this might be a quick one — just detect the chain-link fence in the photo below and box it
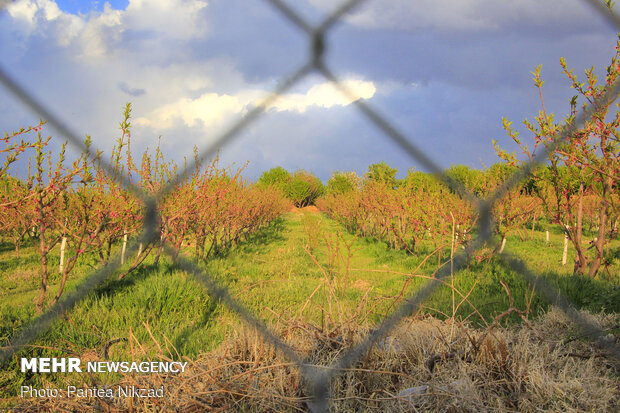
[1,0,619,411]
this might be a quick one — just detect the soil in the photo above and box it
[289,205,320,213]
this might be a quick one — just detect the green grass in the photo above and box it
[1,211,618,398]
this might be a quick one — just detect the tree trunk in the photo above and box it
[119,243,153,280]
[36,233,49,314]
[153,234,164,266]
[105,239,113,263]
[573,182,588,275]
[587,176,611,278]
[54,264,71,305]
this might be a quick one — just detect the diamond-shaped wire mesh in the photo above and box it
[1,0,619,411]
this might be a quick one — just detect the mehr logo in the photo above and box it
[21,358,82,373]
[20,357,188,373]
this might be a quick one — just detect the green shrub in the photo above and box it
[326,171,360,195]
[285,170,324,207]
[366,162,398,189]
[257,166,290,190]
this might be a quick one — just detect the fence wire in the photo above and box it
[1,0,619,411]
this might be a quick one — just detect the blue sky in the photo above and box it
[55,0,128,14]
[1,0,618,182]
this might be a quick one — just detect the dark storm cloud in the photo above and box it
[118,81,146,97]
[312,0,613,36]
[324,21,617,92]
[184,0,308,85]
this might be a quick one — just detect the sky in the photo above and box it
[0,0,618,182]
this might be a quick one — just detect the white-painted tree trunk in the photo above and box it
[499,236,507,253]
[562,234,569,265]
[121,231,128,264]
[545,230,550,246]
[59,237,67,273]
[138,242,143,257]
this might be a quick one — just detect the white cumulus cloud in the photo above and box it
[135,93,243,130]
[124,0,208,40]
[134,78,376,133]
[269,79,376,113]
[5,0,208,58]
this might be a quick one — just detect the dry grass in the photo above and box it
[7,268,37,284]
[7,307,619,412]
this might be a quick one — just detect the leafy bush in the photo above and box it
[445,164,484,195]
[326,171,360,195]
[257,166,290,190]
[366,162,398,189]
[285,170,324,207]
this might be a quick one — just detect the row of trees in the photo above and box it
[255,159,596,268]
[317,157,615,277]
[493,36,620,278]
[0,104,288,312]
[316,163,539,258]
[319,170,475,256]
[315,38,619,278]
